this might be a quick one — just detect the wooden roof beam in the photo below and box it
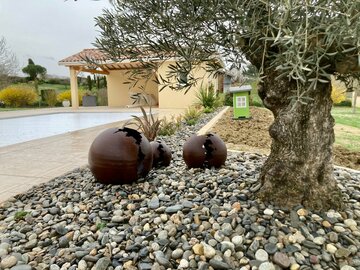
[73,66,109,75]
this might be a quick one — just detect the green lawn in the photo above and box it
[335,132,360,152]
[38,83,70,92]
[331,107,360,129]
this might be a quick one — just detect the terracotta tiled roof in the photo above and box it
[59,49,109,64]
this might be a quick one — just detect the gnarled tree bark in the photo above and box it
[257,73,343,210]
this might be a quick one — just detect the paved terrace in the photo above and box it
[0,107,186,203]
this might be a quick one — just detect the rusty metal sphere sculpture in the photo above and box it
[150,140,172,168]
[183,133,227,168]
[88,127,153,184]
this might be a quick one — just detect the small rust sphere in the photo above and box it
[183,133,227,168]
[88,127,153,184]
[150,140,172,168]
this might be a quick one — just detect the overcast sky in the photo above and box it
[0,0,112,77]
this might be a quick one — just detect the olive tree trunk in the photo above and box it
[257,75,343,210]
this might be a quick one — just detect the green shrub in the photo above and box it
[203,107,214,113]
[158,115,183,136]
[0,85,38,107]
[41,89,58,107]
[185,119,197,126]
[184,106,202,126]
[96,88,108,106]
[224,92,233,106]
[196,83,220,109]
[334,99,352,107]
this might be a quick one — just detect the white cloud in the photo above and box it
[0,0,112,77]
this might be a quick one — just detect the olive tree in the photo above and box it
[95,0,360,210]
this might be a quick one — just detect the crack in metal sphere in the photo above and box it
[183,133,227,168]
[88,127,153,184]
[150,140,172,168]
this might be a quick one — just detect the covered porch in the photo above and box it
[58,49,159,109]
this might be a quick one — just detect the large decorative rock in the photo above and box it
[183,133,227,168]
[150,140,172,168]
[88,127,153,184]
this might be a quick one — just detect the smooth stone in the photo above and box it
[78,260,87,270]
[264,243,277,254]
[313,237,326,245]
[24,239,37,249]
[259,262,276,270]
[209,258,230,269]
[148,196,160,209]
[264,209,274,216]
[302,240,320,250]
[290,263,300,270]
[340,266,356,270]
[192,243,204,255]
[255,249,269,261]
[344,219,357,227]
[171,249,183,259]
[273,252,291,268]
[154,251,171,267]
[10,266,32,270]
[334,225,346,233]
[203,242,216,259]
[138,263,152,270]
[335,248,351,258]
[220,241,235,253]
[59,236,69,248]
[55,225,68,236]
[179,259,189,268]
[326,244,337,254]
[50,265,60,270]
[165,205,183,213]
[0,248,8,257]
[94,257,111,270]
[1,255,18,268]
[231,235,243,246]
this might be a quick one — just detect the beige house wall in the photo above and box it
[157,61,219,109]
[106,61,219,109]
[107,70,158,107]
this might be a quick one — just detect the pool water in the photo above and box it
[0,112,141,147]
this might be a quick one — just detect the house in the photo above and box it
[58,49,221,109]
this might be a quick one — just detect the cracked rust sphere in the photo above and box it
[150,140,172,168]
[88,127,153,184]
[183,133,227,168]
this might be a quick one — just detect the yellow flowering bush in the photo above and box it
[331,77,347,104]
[0,85,38,107]
[57,90,84,105]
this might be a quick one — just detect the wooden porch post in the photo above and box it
[70,67,79,109]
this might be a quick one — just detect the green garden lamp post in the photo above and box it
[230,85,252,119]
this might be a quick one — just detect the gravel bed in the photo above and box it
[0,109,359,270]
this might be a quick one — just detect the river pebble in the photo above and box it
[0,108,359,269]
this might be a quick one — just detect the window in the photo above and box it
[236,96,247,108]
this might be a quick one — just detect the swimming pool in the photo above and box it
[0,112,141,147]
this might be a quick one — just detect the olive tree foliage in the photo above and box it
[95,0,360,96]
[95,0,360,210]
[0,37,18,89]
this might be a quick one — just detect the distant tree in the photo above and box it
[87,75,93,91]
[0,37,18,89]
[95,0,360,210]
[22,58,47,81]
